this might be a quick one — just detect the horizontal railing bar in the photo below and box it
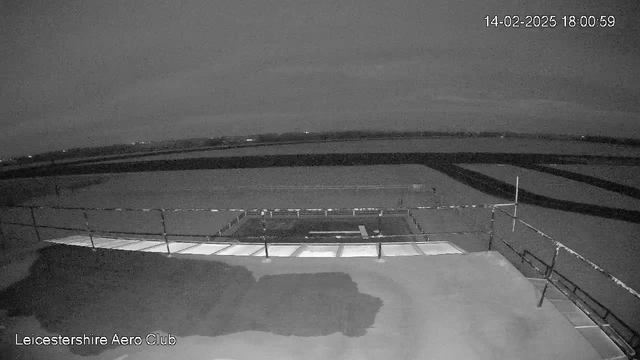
[493,233,545,276]
[495,224,639,355]
[495,207,640,301]
[0,203,514,213]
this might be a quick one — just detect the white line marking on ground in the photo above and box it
[359,225,369,239]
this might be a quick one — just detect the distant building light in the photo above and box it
[304,131,309,134]
[245,138,255,142]
[27,155,32,158]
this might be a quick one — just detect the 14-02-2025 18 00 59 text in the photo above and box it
[484,15,616,28]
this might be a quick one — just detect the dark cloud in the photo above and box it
[1,0,639,157]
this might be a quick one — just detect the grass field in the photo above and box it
[460,164,640,211]
[231,216,414,243]
[88,138,640,165]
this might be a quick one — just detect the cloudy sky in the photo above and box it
[1,0,639,158]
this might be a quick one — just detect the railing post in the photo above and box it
[83,210,96,252]
[29,207,41,242]
[262,211,271,263]
[512,176,519,232]
[537,245,561,307]
[159,210,171,257]
[488,207,495,251]
[376,242,385,263]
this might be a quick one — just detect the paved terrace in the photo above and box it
[1,235,624,359]
[46,235,465,258]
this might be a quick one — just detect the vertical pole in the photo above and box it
[488,207,495,251]
[512,176,519,232]
[29,207,41,242]
[262,210,270,263]
[537,245,561,307]
[376,242,385,263]
[83,210,96,252]
[159,210,171,257]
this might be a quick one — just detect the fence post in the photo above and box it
[29,207,41,242]
[488,207,495,251]
[537,245,561,307]
[512,176,519,232]
[376,242,385,263]
[159,210,171,257]
[262,211,271,263]
[82,210,96,252]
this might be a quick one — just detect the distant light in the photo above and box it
[245,138,255,142]
[304,131,309,134]
[27,155,32,158]
[62,150,66,153]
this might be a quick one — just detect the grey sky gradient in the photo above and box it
[1,0,639,158]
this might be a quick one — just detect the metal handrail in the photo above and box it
[495,207,640,301]
[2,200,637,357]
[490,209,639,357]
[0,203,515,213]
[520,249,640,350]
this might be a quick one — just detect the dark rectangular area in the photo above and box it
[232,216,413,243]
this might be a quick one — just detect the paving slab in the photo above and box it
[381,243,420,256]
[252,245,301,257]
[115,240,164,251]
[298,245,340,257]
[340,244,378,258]
[216,244,265,256]
[416,242,463,255]
[176,243,231,255]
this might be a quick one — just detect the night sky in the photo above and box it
[1,0,639,158]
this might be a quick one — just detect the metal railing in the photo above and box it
[0,202,510,256]
[487,206,639,358]
[1,200,638,358]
